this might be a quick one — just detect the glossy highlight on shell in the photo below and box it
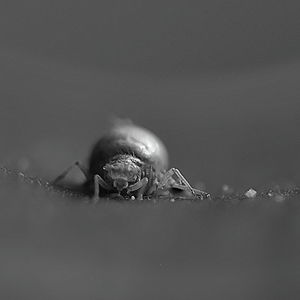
[88,122,169,179]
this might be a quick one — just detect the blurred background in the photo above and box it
[0,1,300,299]
[0,0,299,191]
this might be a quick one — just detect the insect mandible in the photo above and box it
[52,121,209,200]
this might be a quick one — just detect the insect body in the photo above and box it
[53,122,209,200]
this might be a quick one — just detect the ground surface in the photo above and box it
[0,169,300,299]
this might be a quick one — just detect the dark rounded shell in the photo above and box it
[88,123,169,177]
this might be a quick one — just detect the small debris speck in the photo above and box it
[245,188,257,198]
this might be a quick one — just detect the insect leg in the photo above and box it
[127,177,149,200]
[136,178,149,200]
[52,161,88,185]
[170,183,210,198]
[93,174,111,201]
[159,168,209,199]
[146,178,159,196]
[127,177,148,192]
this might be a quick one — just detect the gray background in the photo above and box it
[0,0,299,191]
[0,2,300,299]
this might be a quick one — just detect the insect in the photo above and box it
[52,121,209,200]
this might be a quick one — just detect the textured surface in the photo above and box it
[0,171,299,299]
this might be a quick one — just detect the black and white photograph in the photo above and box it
[0,1,299,299]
